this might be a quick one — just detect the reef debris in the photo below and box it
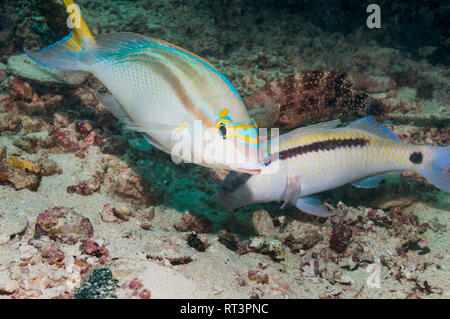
[35,207,94,244]
[249,237,285,261]
[217,229,249,255]
[173,213,213,234]
[101,156,145,205]
[0,154,61,191]
[144,236,195,264]
[80,238,109,264]
[251,209,277,237]
[186,232,210,252]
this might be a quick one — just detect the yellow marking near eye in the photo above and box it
[176,123,187,134]
[233,123,256,130]
[231,131,259,144]
[218,108,229,118]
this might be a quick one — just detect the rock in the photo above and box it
[217,229,249,255]
[250,237,285,261]
[338,273,354,285]
[100,204,121,223]
[144,236,195,264]
[53,113,70,128]
[35,207,94,244]
[138,207,155,230]
[49,127,80,152]
[0,112,21,136]
[80,239,109,264]
[252,209,277,237]
[8,77,33,100]
[378,198,416,210]
[0,145,6,160]
[0,211,27,243]
[13,135,39,153]
[36,156,62,176]
[6,166,40,190]
[186,232,209,252]
[102,156,145,204]
[0,272,19,294]
[330,223,353,253]
[6,54,89,87]
[173,213,213,234]
[20,116,49,133]
[0,63,6,83]
[0,156,42,190]
[283,230,323,252]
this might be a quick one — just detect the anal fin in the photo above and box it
[295,196,335,217]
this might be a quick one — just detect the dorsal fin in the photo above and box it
[282,119,342,139]
[346,116,401,142]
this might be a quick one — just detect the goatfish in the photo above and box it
[217,116,449,216]
[26,0,261,173]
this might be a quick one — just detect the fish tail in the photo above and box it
[25,0,96,70]
[419,146,450,192]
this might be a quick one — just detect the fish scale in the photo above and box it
[25,0,261,173]
[218,116,449,217]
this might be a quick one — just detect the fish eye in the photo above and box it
[218,124,227,139]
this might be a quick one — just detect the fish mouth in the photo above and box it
[228,161,264,174]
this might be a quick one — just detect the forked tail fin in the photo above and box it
[25,0,96,70]
[419,146,450,192]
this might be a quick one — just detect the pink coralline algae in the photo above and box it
[28,239,65,266]
[8,77,33,101]
[75,121,106,147]
[48,127,80,152]
[245,71,385,129]
[35,207,94,244]
[80,239,109,264]
[67,181,95,196]
[329,223,353,253]
[122,278,151,299]
[4,78,63,115]
[99,204,121,223]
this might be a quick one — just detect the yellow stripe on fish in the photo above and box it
[218,116,449,216]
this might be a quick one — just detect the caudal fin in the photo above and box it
[25,0,95,70]
[419,146,450,192]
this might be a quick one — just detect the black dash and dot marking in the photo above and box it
[267,138,368,165]
[409,152,423,164]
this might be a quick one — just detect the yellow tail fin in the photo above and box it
[62,0,96,51]
[25,0,96,70]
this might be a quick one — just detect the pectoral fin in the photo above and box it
[96,93,135,127]
[280,175,301,209]
[351,172,399,189]
[96,93,183,135]
[352,175,386,188]
[248,107,267,117]
[295,196,335,217]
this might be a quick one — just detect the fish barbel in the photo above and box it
[218,116,449,216]
[26,0,261,173]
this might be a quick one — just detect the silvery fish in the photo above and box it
[26,0,261,173]
[217,116,449,216]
